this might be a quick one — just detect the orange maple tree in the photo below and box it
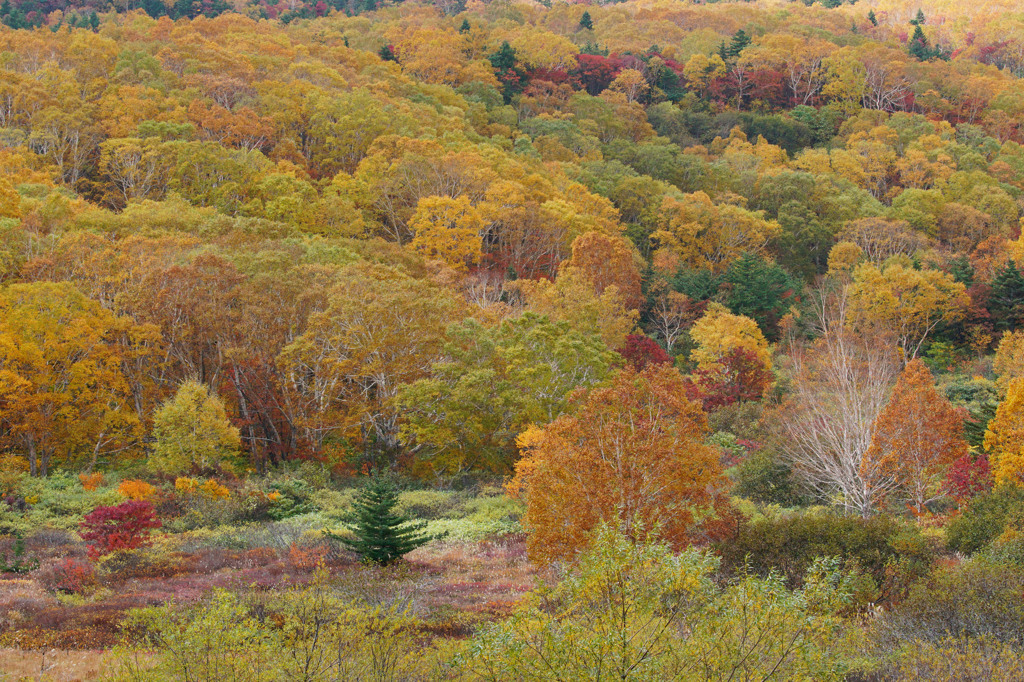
[508,365,729,562]
[863,359,968,515]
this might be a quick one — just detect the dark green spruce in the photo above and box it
[326,476,442,565]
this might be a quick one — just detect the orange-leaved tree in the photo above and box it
[508,365,729,563]
[863,359,968,515]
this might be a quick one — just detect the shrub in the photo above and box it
[884,559,1024,646]
[117,479,157,501]
[120,591,280,682]
[287,540,328,570]
[36,557,96,594]
[264,478,315,520]
[733,448,808,506]
[79,500,161,560]
[113,572,440,681]
[946,485,1024,554]
[175,477,230,499]
[717,513,933,599]
[461,525,852,681]
[396,489,460,520]
[78,472,104,491]
[943,453,993,504]
[96,547,182,581]
[884,636,1024,682]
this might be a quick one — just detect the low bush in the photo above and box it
[0,472,120,534]
[732,448,808,506]
[117,480,157,501]
[111,570,440,682]
[263,477,316,520]
[96,548,183,581]
[396,489,461,519]
[883,559,1024,646]
[80,500,161,559]
[946,485,1024,554]
[79,472,104,491]
[35,557,97,594]
[462,525,854,681]
[716,512,933,600]
[882,636,1024,682]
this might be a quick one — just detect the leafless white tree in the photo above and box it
[776,282,900,517]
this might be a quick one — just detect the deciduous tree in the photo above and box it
[863,359,968,513]
[984,377,1024,487]
[508,365,728,562]
[150,380,241,475]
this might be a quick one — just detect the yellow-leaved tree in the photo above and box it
[150,380,241,475]
[513,267,638,349]
[848,261,967,361]
[689,303,772,373]
[994,330,1024,390]
[653,192,780,273]
[984,377,1024,486]
[0,282,155,476]
[408,195,484,271]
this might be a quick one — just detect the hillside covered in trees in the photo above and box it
[3,0,1024,679]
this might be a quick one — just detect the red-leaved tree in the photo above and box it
[79,500,161,560]
[618,334,673,371]
[688,347,773,411]
[943,452,993,506]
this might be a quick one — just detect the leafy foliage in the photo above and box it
[79,500,161,560]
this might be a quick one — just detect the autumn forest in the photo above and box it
[2,0,1024,678]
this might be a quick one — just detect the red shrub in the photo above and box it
[79,501,161,560]
[37,557,96,594]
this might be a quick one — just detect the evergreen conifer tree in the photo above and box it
[867,9,877,25]
[725,29,750,58]
[459,18,470,33]
[578,10,592,31]
[326,476,440,565]
[989,261,1024,332]
[908,24,931,60]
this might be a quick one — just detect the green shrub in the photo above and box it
[264,477,316,520]
[946,486,1024,554]
[0,472,120,534]
[396,489,460,519]
[884,559,1024,646]
[461,525,853,681]
[733,449,808,507]
[717,513,933,599]
[110,571,441,681]
[981,533,1024,566]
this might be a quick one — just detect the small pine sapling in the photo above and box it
[326,476,443,565]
